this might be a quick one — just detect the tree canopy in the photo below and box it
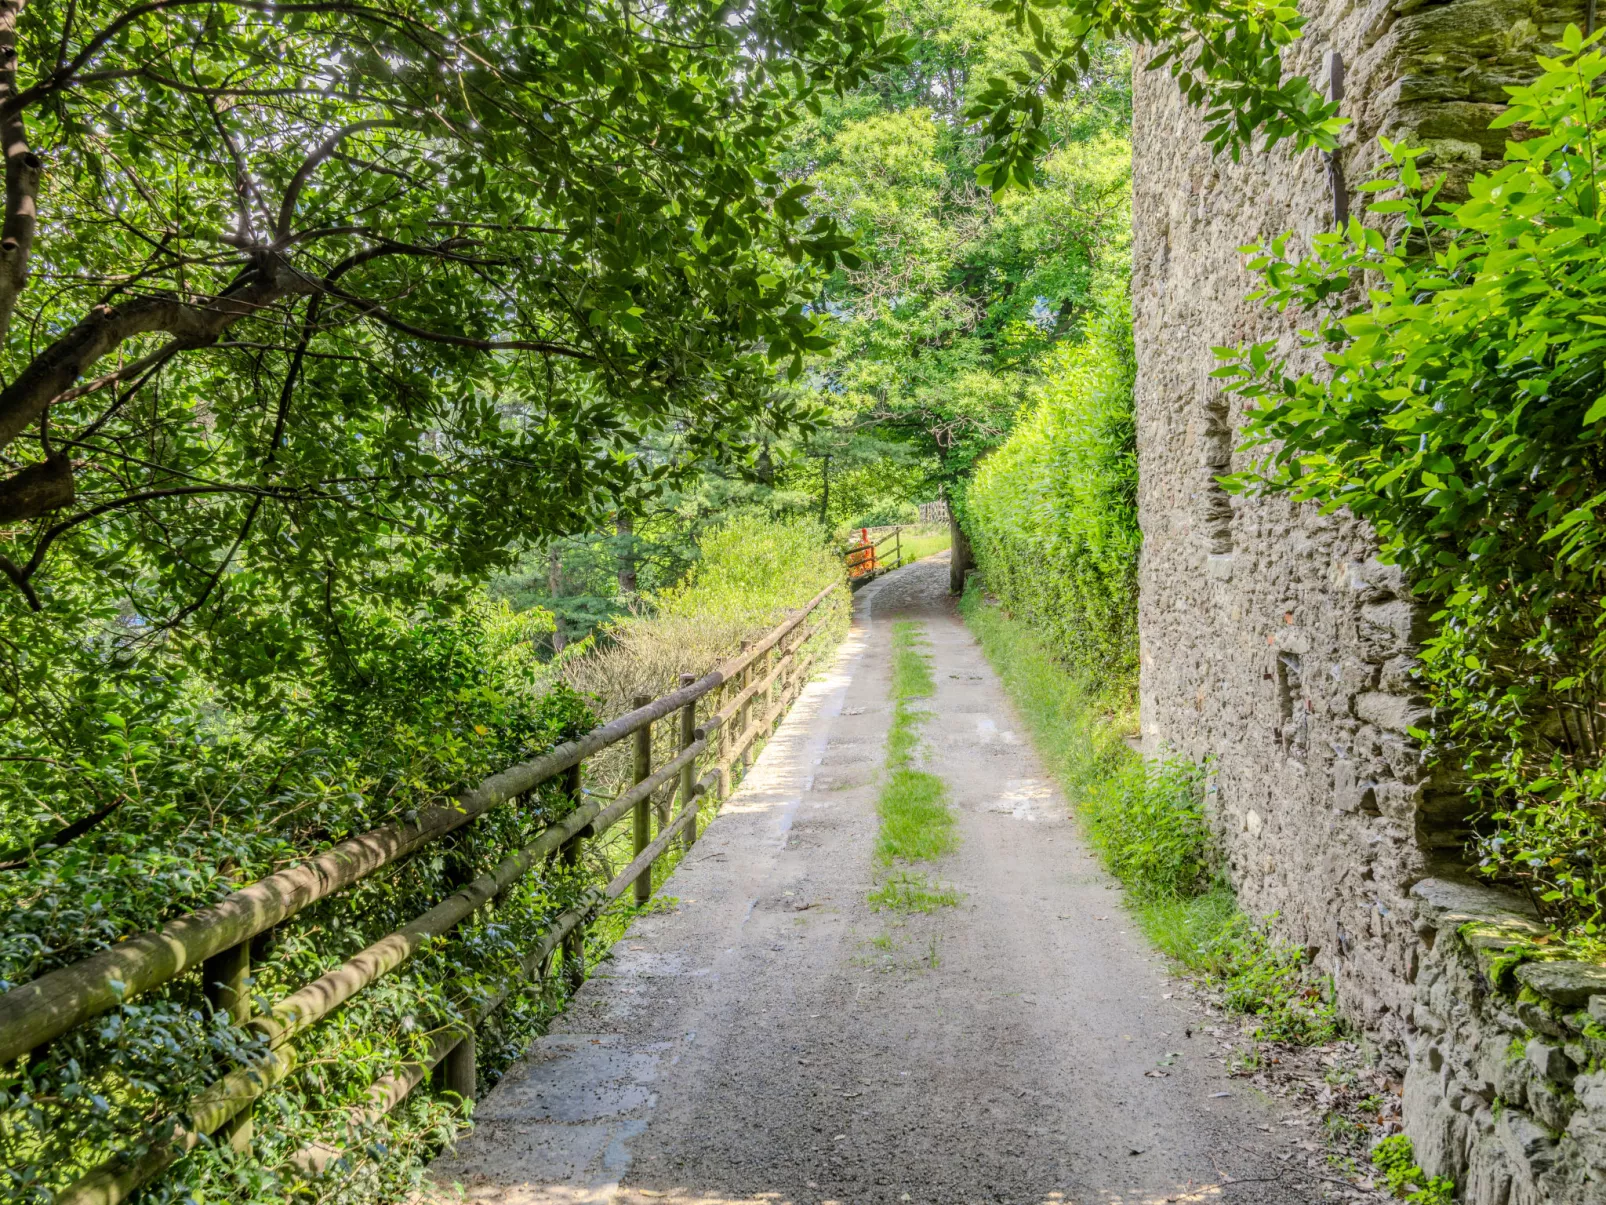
[763,0,1132,521]
[0,0,1341,700]
[0,0,913,714]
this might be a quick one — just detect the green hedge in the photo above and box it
[961,291,1138,695]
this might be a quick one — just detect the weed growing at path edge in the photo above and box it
[958,584,1340,1044]
[870,621,958,911]
[1372,1136,1455,1203]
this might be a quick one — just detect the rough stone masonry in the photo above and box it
[1129,0,1606,1200]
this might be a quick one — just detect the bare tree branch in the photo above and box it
[0,262,312,456]
[276,120,404,244]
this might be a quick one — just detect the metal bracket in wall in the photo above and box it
[1324,50,1348,228]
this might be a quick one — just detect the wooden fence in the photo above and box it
[843,525,904,588]
[0,581,843,1205]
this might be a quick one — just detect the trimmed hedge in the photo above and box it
[961,291,1138,697]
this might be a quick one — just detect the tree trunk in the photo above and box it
[0,0,39,349]
[949,510,973,595]
[616,514,636,595]
[548,546,566,653]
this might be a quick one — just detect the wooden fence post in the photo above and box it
[203,940,253,1151]
[726,641,750,797]
[895,525,902,568]
[633,695,652,907]
[443,1030,475,1105]
[745,646,767,770]
[561,761,585,993]
[678,673,698,848]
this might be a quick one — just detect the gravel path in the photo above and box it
[428,556,1319,1204]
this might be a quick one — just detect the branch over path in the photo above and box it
[429,556,1317,1202]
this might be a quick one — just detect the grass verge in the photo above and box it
[898,530,952,563]
[870,621,958,909]
[958,583,1339,1044]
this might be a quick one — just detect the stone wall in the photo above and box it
[1409,877,1606,1202]
[1131,0,1589,1198]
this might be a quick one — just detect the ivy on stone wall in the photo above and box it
[1217,29,1606,936]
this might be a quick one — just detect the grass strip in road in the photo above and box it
[957,583,1340,1044]
[869,869,960,913]
[876,621,953,864]
[869,621,957,912]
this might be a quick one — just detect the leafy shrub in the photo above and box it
[0,514,848,1203]
[560,513,849,791]
[0,599,598,1205]
[1372,1135,1456,1203]
[1081,756,1214,902]
[1220,30,1606,935]
[0,598,580,985]
[962,289,1138,693]
[847,501,919,528]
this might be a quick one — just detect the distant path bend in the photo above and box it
[428,555,1315,1204]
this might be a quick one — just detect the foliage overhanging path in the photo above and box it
[426,557,1313,1203]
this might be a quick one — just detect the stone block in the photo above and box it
[1518,998,1569,1040]
[1355,691,1430,733]
[1410,877,1539,926]
[1415,1003,1447,1035]
[1528,1039,1573,1085]
[1357,599,1422,659]
[1498,1107,1559,1175]
[1406,1060,1472,1181]
[1529,1075,1576,1136]
[1517,962,1606,1009]
[1565,1074,1606,1178]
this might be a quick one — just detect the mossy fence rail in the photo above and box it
[0,582,841,1205]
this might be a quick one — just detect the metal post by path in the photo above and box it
[203,940,253,1150]
[561,761,585,993]
[633,695,652,907]
[678,673,698,848]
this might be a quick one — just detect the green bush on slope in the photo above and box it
[0,514,847,1205]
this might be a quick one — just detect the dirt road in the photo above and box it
[428,555,1320,1204]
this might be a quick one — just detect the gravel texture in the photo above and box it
[427,556,1323,1204]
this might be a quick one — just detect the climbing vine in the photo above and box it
[1218,31,1606,935]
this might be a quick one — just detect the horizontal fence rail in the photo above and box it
[2,580,844,1205]
[843,525,905,588]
